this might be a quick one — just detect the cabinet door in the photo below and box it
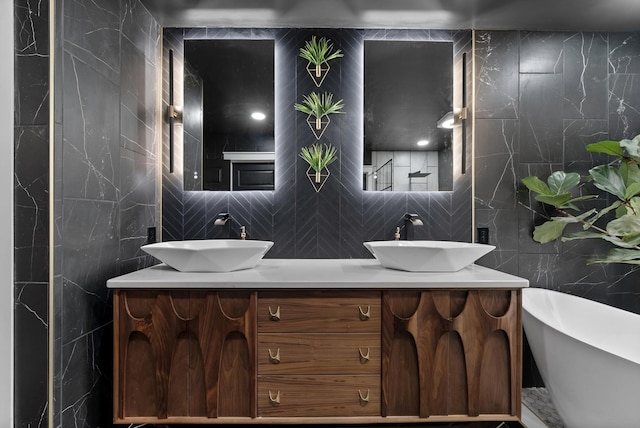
[381,289,522,419]
[114,290,257,423]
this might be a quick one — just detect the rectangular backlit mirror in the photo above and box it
[183,39,275,191]
[363,40,453,192]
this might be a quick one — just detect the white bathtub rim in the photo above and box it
[522,287,640,366]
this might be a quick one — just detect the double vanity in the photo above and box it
[107,241,528,425]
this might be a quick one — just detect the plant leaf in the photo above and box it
[586,140,624,156]
[532,220,569,243]
[535,193,572,208]
[587,248,640,265]
[522,176,551,195]
[547,171,580,195]
[299,36,343,65]
[619,161,640,187]
[620,136,640,157]
[589,165,627,200]
[584,201,621,228]
[606,214,640,238]
[623,182,640,200]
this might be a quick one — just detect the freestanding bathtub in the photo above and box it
[522,288,640,428]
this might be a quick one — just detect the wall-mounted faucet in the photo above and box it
[401,213,423,240]
[214,212,230,226]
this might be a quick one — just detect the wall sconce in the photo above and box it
[437,108,467,129]
[167,49,183,173]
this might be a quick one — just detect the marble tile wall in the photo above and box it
[474,30,640,315]
[50,0,161,426]
[14,0,49,426]
[162,29,473,257]
[473,31,640,386]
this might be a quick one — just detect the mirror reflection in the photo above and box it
[363,40,453,192]
[183,39,275,191]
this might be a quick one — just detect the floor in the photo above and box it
[521,387,564,428]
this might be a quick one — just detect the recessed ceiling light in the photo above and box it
[417,140,429,146]
[251,111,266,121]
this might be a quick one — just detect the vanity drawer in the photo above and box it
[257,291,381,333]
[258,333,380,375]
[258,375,380,417]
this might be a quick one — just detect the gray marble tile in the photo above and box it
[63,0,122,84]
[520,31,566,73]
[474,31,519,119]
[609,32,640,74]
[609,74,640,140]
[563,33,608,119]
[62,52,120,201]
[119,147,156,261]
[519,73,564,164]
[14,282,48,428]
[14,55,49,126]
[475,119,519,210]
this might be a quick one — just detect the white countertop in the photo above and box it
[107,259,529,289]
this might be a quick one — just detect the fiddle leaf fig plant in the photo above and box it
[522,136,640,265]
[294,92,345,130]
[299,36,343,77]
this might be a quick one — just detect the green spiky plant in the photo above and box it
[294,92,345,130]
[522,136,640,265]
[299,143,338,183]
[299,36,344,78]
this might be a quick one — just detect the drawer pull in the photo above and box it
[358,347,370,362]
[268,305,281,321]
[358,388,370,404]
[358,305,371,321]
[268,348,281,364]
[268,390,281,405]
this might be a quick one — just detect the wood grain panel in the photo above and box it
[167,333,190,416]
[383,332,419,416]
[258,333,380,375]
[123,331,157,417]
[258,291,380,333]
[114,290,257,421]
[478,331,511,414]
[218,332,253,416]
[190,292,257,418]
[257,375,380,417]
[382,289,521,419]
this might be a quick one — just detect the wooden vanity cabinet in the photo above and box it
[113,288,522,425]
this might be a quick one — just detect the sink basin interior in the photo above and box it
[141,239,274,272]
[363,240,495,272]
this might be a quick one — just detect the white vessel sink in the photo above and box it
[363,240,495,272]
[141,239,274,272]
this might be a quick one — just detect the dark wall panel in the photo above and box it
[162,28,473,258]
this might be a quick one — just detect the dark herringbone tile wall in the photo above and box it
[162,28,473,258]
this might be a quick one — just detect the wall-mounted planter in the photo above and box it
[306,62,330,87]
[306,115,330,140]
[299,36,343,87]
[306,166,331,192]
[294,92,345,140]
[299,143,337,192]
